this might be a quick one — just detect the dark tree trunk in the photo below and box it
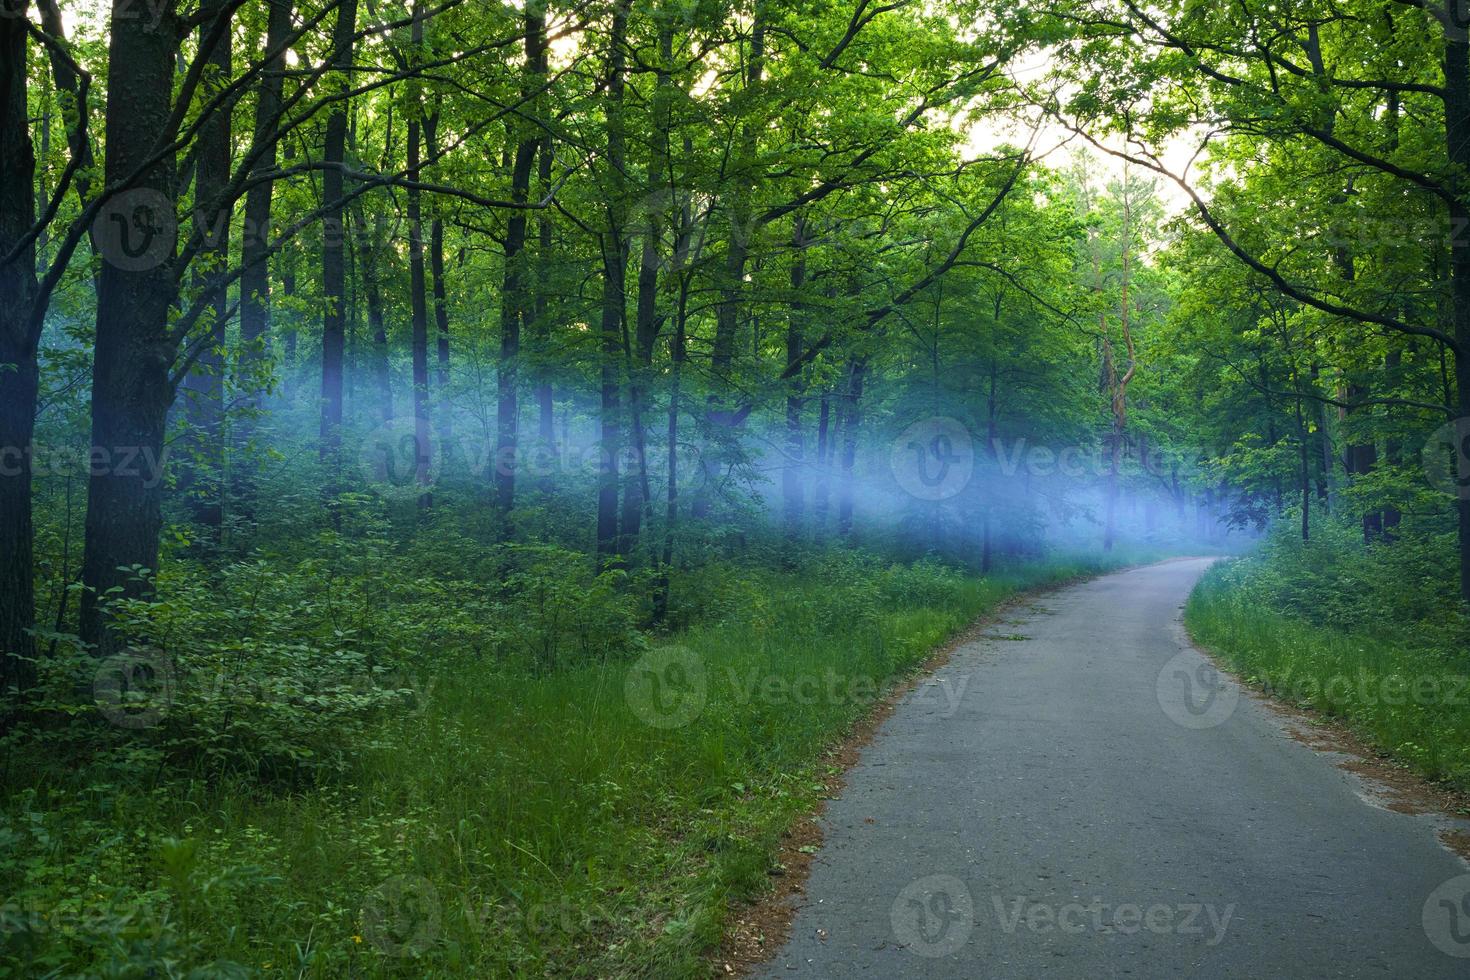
[235,0,291,515]
[1383,350,1403,539]
[180,1,233,539]
[1310,363,1333,508]
[620,23,674,552]
[0,0,39,703]
[654,188,695,623]
[533,136,556,490]
[783,217,807,539]
[238,0,291,371]
[1343,381,1381,542]
[408,103,432,504]
[351,203,391,421]
[428,113,452,455]
[837,357,867,537]
[695,13,763,521]
[494,6,546,515]
[318,0,358,458]
[79,0,182,653]
[596,0,630,561]
[1444,29,1470,603]
[813,390,831,535]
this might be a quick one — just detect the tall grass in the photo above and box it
[1,551,1143,978]
[1186,559,1470,794]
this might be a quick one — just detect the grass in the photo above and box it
[1,549,1152,978]
[1185,559,1470,795]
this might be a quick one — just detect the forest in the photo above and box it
[1,0,1469,974]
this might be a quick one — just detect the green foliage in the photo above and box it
[0,549,1136,978]
[1187,533,1470,793]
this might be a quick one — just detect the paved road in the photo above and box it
[759,558,1470,978]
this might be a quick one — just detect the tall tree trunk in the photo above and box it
[1344,380,1380,542]
[1311,363,1334,509]
[695,9,764,520]
[1383,349,1403,539]
[235,0,291,515]
[496,6,545,515]
[813,390,831,535]
[79,0,182,653]
[180,0,233,539]
[595,0,630,561]
[1293,365,1311,541]
[837,357,867,537]
[427,114,452,456]
[1443,27,1470,603]
[1102,175,1137,553]
[533,136,557,490]
[404,3,431,505]
[620,21,674,552]
[351,202,391,421]
[654,188,696,623]
[235,0,289,440]
[782,216,806,539]
[0,0,40,704]
[983,359,998,572]
[319,0,358,459]
[407,119,431,505]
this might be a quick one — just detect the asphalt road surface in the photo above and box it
[758,558,1470,978]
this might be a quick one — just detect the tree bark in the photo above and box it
[235,0,291,514]
[533,136,556,490]
[407,116,431,507]
[695,10,764,520]
[427,113,452,455]
[319,0,358,458]
[239,0,293,361]
[620,20,674,551]
[595,0,630,561]
[79,0,183,653]
[351,201,391,420]
[782,216,806,539]
[813,389,831,535]
[180,0,233,539]
[495,6,545,515]
[1443,28,1470,603]
[0,0,40,703]
[837,356,867,537]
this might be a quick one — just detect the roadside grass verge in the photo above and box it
[1186,559,1470,795]
[1,549,1148,978]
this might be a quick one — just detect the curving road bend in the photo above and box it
[758,558,1470,979]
